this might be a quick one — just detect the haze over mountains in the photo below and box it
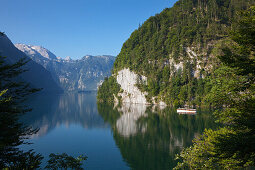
[15,44,115,91]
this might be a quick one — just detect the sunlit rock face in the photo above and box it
[15,44,57,60]
[116,68,148,104]
[165,47,203,78]
[116,68,167,106]
[15,44,115,91]
[116,103,148,137]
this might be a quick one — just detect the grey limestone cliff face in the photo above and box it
[15,44,115,91]
[116,68,148,104]
[113,46,210,105]
[159,46,211,79]
[115,68,167,105]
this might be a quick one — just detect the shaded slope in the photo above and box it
[0,34,62,93]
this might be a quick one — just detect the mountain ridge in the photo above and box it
[0,34,63,93]
[15,43,115,91]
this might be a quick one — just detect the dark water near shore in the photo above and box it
[20,92,217,170]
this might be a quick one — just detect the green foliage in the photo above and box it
[45,153,87,170]
[0,89,10,103]
[97,103,122,126]
[100,0,254,106]
[0,56,88,169]
[97,76,121,103]
[175,128,240,169]
[0,56,43,169]
[219,6,255,76]
[175,6,255,169]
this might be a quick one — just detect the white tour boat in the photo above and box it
[177,108,196,114]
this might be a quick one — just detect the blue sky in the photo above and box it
[1,0,177,59]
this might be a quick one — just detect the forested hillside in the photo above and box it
[98,0,254,106]
[175,6,255,169]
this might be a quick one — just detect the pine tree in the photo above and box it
[0,56,43,169]
[175,6,255,169]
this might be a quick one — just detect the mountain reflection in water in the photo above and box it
[21,93,217,170]
[22,92,108,138]
[98,103,217,170]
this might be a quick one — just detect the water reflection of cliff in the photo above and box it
[116,103,148,137]
[22,93,108,138]
[98,103,217,170]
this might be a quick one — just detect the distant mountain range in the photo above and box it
[15,44,115,91]
[0,33,114,92]
[0,34,62,93]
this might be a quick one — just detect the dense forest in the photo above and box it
[98,1,255,168]
[175,5,255,169]
[98,0,255,107]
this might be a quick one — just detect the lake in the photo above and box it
[21,92,216,170]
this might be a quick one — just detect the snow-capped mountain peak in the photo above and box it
[15,44,57,60]
[15,43,115,91]
[65,56,72,61]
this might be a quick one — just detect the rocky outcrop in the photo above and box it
[110,47,212,105]
[167,47,209,79]
[115,68,167,105]
[116,68,148,104]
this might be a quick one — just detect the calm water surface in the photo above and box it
[21,92,216,170]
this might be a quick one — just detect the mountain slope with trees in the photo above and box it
[98,0,255,106]
[175,6,255,169]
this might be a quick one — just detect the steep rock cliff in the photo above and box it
[116,68,148,104]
